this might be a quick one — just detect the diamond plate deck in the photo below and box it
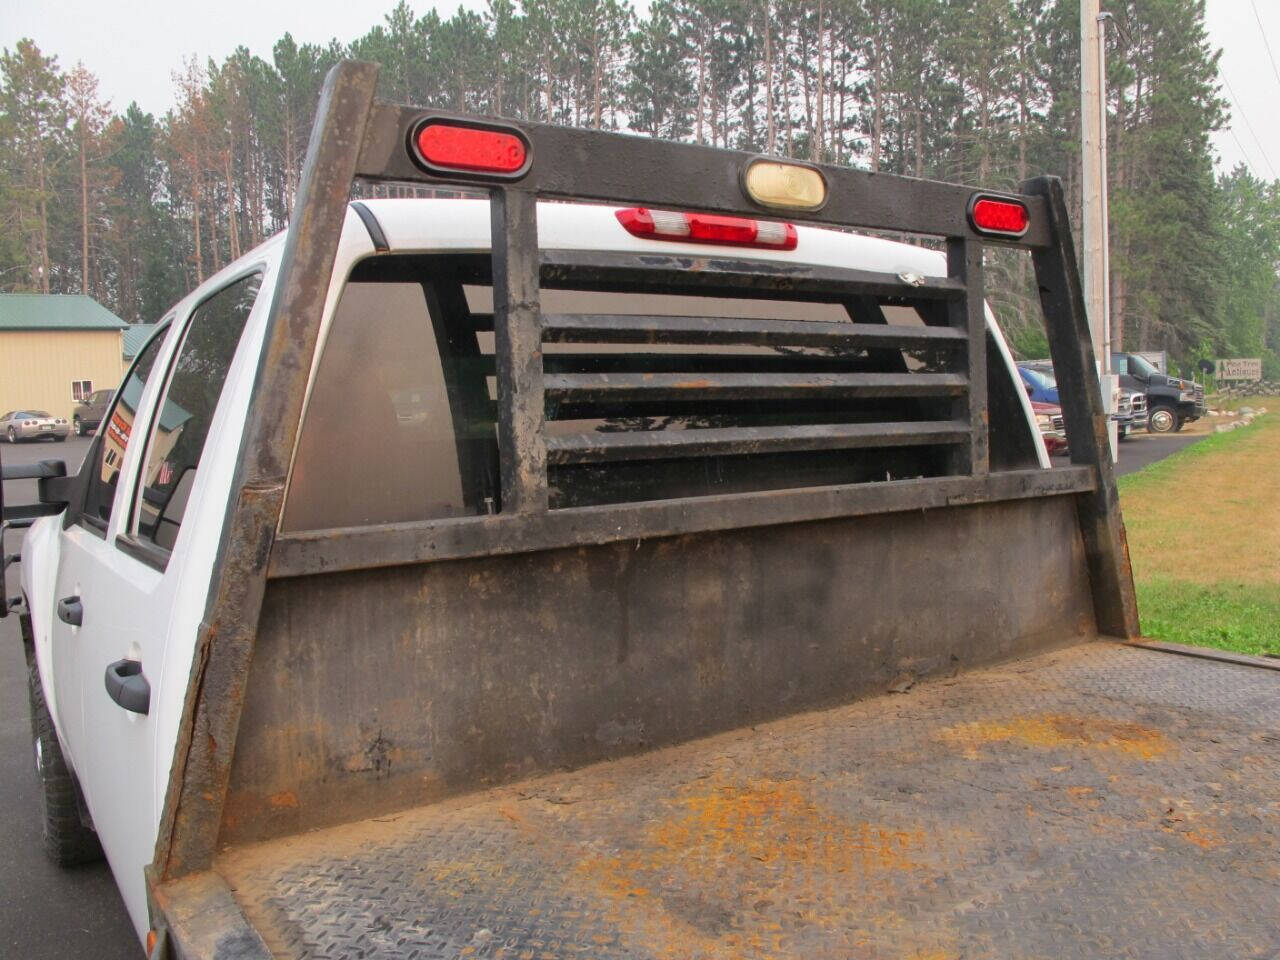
[216,642,1280,960]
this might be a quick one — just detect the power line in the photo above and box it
[1225,124,1262,180]
[1250,0,1280,92]
[1220,75,1278,180]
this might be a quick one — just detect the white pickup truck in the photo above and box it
[5,60,1275,960]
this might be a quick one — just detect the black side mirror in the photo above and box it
[1,458,69,522]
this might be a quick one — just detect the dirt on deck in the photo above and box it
[217,641,1280,960]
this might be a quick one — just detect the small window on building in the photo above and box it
[72,380,93,402]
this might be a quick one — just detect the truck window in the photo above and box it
[131,272,262,556]
[81,327,168,530]
[282,274,476,531]
[285,253,1035,530]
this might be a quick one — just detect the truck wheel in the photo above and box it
[1148,405,1177,434]
[25,642,103,866]
[72,418,83,437]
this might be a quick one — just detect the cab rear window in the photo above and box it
[282,253,1036,532]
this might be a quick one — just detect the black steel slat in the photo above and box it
[541,353,957,376]
[541,313,966,348]
[539,251,964,301]
[544,372,966,403]
[546,420,969,465]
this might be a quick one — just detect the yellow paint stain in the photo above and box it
[938,713,1169,760]
[267,790,299,809]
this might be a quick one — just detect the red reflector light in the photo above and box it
[616,208,797,250]
[969,195,1030,237]
[410,120,529,177]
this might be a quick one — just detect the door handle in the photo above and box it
[57,595,82,626]
[104,659,150,715]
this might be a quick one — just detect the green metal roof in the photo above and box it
[0,293,128,332]
[122,323,160,359]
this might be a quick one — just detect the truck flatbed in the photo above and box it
[218,642,1280,960]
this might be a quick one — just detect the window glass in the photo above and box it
[283,254,992,527]
[282,277,477,531]
[1129,354,1160,378]
[81,330,167,528]
[133,272,261,553]
[72,380,93,402]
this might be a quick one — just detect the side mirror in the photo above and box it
[2,458,70,522]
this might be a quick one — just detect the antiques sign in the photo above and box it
[1215,358,1263,381]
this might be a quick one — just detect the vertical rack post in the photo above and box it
[152,60,382,881]
[490,187,548,513]
[1022,175,1138,639]
[949,237,989,476]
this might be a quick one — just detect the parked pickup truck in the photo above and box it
[3,61,1277,960]
[1112,350,1205,433]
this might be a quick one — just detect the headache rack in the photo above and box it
[148,60,1138,888]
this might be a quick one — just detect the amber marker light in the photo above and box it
[743,158,827,211]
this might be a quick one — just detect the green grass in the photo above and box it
[1116,421,1258,495]
[1117,403,1280,656]
[1135,579,1280,657]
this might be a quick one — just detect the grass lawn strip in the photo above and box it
[1118,402,1279,655]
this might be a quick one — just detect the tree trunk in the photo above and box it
[80,122,90,295]
[813,0,824,161]
[225,135,241,261]
[871,34,883,172]
[764,5,775,153]
[191,159,204,284]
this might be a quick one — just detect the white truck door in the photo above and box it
[67,270,265,939]
[47,327,171,788]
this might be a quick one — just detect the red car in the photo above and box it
[1032,400,1068,456]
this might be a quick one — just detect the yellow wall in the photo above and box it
[0,329,125,421]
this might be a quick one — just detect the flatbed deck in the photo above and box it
[217,642,1279,959]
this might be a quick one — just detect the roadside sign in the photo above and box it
[1215,358,1262,381]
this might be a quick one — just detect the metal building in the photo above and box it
[0,294,129,421]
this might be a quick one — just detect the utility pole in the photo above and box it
[1081,0,1106,365]
[1081,0,1117,456]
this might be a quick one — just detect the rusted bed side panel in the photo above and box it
[220,496,1095,846]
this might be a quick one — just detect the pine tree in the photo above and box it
[0,40,67,293]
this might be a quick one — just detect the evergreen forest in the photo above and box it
[2,0,1277,372]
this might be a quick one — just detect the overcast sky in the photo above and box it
[2,0,1276,179]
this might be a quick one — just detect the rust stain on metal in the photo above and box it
[268,791,298,810]
[937,713,1169,760]
[570,776,933,958]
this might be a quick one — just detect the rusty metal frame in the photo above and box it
[150,59,1136,902]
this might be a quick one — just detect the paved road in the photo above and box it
[0,437,138,959]
[0,426,1206,959]
[1113,431,1206,477]
[1053,429,1206,477]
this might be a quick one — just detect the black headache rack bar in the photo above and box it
[148,59,1138,895]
